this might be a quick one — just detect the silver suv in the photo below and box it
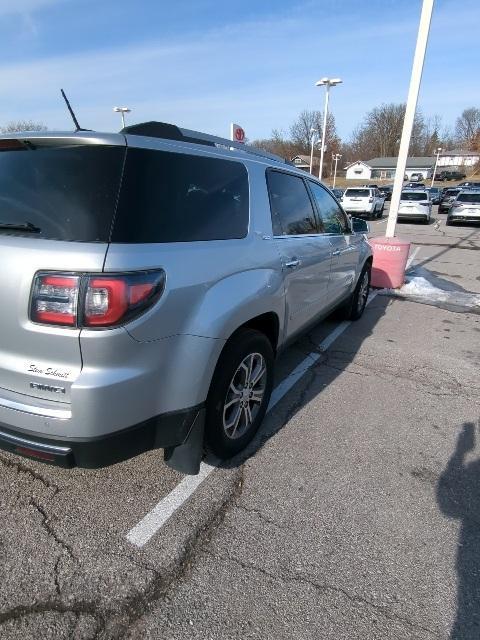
[0,122,372,474]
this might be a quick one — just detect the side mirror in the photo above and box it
[351,217,370,234]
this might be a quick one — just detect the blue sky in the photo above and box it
[0,0,478,141]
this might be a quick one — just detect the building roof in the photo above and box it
[291,154,319,166]
[366,156,434,169]
[440,149,480,157]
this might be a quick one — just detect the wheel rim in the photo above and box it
[222,352,267,440]
[357,271,369,313]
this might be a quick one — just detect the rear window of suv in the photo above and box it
[401,191,428,201]
[457,193,480,203]
[112,148,249,243]
[344,189,370,197]
[0,143,249,243]
[0,143,125,242]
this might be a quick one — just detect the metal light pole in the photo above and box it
[113,106,131,129]
[431,146,442,187]
[309,128,318,174]
[315,77,342,180]
[332,153,342,189]
[386,0,435,237]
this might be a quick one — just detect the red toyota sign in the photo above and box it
[230,123,246,144]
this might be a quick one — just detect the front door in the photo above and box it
[266,170,332,337]
[307,181,360,306]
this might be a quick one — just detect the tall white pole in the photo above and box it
[121,112,126,128]
[385,0,435,238]
[309,132,316,174]
[318,85,330,180]
[431,147,441,187]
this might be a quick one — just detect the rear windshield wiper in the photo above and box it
[0,221,41,233]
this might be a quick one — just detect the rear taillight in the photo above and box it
[368,196,373,203]
[31,271,165,328]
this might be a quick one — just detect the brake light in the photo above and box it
[31,271,165,328]
[368,197,373,203]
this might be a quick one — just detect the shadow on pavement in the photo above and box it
[437,422,480,639]
[219,294,390,469]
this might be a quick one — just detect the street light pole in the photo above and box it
[319,85,330,180]
[315,77,342,181]
[385,0,435,238]
[332,153,342,189]
[431,146,442,187]
[309,128,318,174]
[113,106,131,129]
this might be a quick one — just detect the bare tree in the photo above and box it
[346,103,426,160]
[289,109,340,155]
[0,120,48,134]
[250,128,300,159]
[455,108,480,149]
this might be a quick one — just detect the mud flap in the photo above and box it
[163,408,205,475]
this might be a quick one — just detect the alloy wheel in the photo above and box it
[222,352,267,439]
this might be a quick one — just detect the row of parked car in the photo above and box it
[330,183,480,226]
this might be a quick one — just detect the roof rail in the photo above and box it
[121,121,290,165]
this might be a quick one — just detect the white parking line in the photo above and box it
[127,291,378,548]
[406,246,420,270]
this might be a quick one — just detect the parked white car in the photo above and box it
[397,190,432,224]
[447,190,480,226]
[341,188,384,220]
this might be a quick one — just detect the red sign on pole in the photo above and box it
[230,123,245,143]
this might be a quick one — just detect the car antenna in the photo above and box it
[60,89,90,131]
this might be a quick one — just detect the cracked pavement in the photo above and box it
[1,210,479,638]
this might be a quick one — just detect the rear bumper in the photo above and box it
[344,210,374,217]
[448,215,480,223]
[397,213,429,220]
[0,404,203,468]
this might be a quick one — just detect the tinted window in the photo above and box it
[0,143,125,242]
[113,148,248,243]
[401,191,428,201]
[344,189,370,197]
[457,193,480,203]
[266,171,317,236]
[309,182,349,234]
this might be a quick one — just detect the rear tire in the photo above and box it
[342,263,371,321]
[205,329,274,459]
[446,218,453,226]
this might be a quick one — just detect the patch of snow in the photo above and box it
[377,274,480,314]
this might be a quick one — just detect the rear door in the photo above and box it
[266,170,332,337]
[0,137,125,403]
[307,181,360,306]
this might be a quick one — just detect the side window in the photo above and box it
[112,148,249,243]
[266,170,318,236]
[308,181,350,234]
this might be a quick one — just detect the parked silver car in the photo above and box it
[0,123,372,474]
[397,190,432,224]
[447,190,480,225]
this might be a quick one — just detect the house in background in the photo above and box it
[291,155,319,173]
[345,157,434,180]
[437,149,479,169]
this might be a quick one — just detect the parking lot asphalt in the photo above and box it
[1,206,479,639]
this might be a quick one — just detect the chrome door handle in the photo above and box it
[285,259,300,268]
